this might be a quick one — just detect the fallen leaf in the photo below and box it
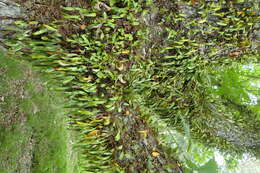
[80,25,86,30]
[122,50,130,54]
[54,67,65,71]
[152,152,160,157]
[86,130,100,137]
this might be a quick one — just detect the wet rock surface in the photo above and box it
[0,0,24,50]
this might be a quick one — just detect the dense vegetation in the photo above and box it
[1,0,259,172]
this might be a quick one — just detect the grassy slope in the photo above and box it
[0,53,78,173]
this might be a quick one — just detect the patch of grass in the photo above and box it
[0,53,78,173]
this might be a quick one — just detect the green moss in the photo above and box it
[0,53,77,173]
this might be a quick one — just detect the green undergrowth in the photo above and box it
[4,0,260,172]
[0,53,77,173]
[5,1,151,172]
[136,0,259,154]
